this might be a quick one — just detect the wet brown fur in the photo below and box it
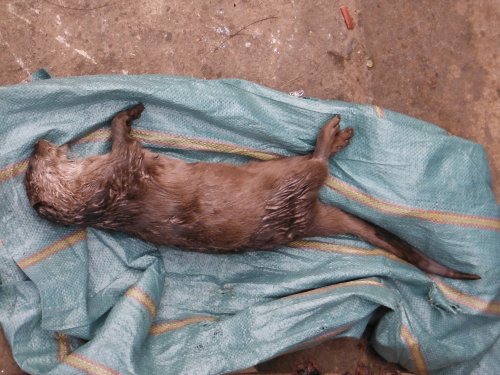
[24,104,479,280]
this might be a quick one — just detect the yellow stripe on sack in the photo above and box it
[283,279,385,300]
[400,324,429,375]
[125,286,157,318]
[132,129,280,161]
[373,105,385,118]
[290,240,407,265]
[150,316,217,336]
[431,277,500,315]
[76,128,111,143]
[17,230,86,269]
[0,159,28,183]
[64,354,122,375]
[326,176,500,231]
[293,240,500,315]
[55,332,72,362]
[77,128,280,161]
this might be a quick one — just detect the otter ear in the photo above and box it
[36,203,65,224]
[33,201,51,215]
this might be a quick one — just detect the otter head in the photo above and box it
[24,139,78,224]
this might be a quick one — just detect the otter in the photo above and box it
[24,104,479,280]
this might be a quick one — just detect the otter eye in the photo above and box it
[33,202,43,210]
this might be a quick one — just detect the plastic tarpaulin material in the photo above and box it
[0,73,499,375]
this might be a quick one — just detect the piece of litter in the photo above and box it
[339,5,354,30]
[366,58,374,68]
[216,26,230,35]
[289,89,304,97]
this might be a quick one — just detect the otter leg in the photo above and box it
[313,115,354,160]
[305,203,480,280]
[111,103,145,151]
[106,104,148,197]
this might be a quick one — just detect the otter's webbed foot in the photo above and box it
[111,103,145,149]
[330,127,353,154]
[124,103,145,125]
[313,115,354,160]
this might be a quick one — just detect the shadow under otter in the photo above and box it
[24,104,479,280]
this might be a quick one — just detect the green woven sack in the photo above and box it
[0,72,498,374]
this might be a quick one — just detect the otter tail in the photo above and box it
[361,222,480,280]
[307,205,480,280]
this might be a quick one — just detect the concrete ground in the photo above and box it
[0,1,498,374]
